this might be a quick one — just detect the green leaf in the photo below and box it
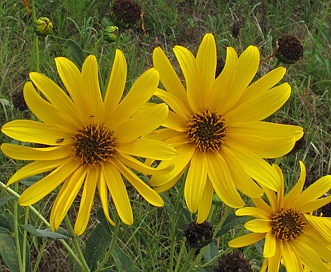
[0,195,16,208]
[83,220,113,271]
[112,243,143,272]
[0,227,20,272]
[203,242,218,263]
[67,39,85,69]
[22,224,69,239]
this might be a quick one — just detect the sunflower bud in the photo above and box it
[103,26,119,43]
[275,35,304,64]
[35,17,53,37]
[215,251,253,272]
[183,221,213,249]
[111,0,142,28]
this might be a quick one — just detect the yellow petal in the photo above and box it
[29,72,81,124]
[221,146,263,197]
[103,162,132,225]
[107,68,159,129]
[244,219,271,233]
[225,140,280,191]
[50,166,87,230]
[283,161,306,207]
[114,158,164,207]
[104,49,127,115]
[293,175,331,209]
[211,47,237,113]
[196,179,214,223]
[54,56,86,118]
[282,243,302,272]
[163,111,188,132]
[207,151,244,208]
[226,83,291,123]
[23,81,78,128]
[228,121,304,158]
[1,144,70,161]
[2,120,73,145]
[184,151,208,213]
[298,234,331,263]
[19,159,79,206]
[236,207,270,219]
[304,214,331,243]
[117,152,174,175]
[118,137,176,160]
[74,168,98,235]
[149,143,195,187]
[98,171,116,226]
[114,103,168,142]
[81,55,104,120]
[6,159,64,186]
[263,231,276,257]
[239,67,286,102]
[196,33,217,106]
[221,46,260,113]
[153,47,188,104]
[291,237,330,272]
[174,46,203,112]
[228,232,265,248]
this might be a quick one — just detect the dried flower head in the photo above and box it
[183,221,213,249]
[12,90,28,111]
[275,35,304,64]
[111,0,142,27]
[231,18,246,38]
[215,251,252,272]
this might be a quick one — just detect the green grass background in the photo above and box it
[0,0,330,271]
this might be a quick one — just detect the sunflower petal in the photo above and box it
[74,168,98,235]
[174,46,203,112]
[304,215,331,243]
[196,179,214,223]
[196,33,217,105]
[207,151,244,208]
[114,158,164,207]
[244,219,271,233]
[98,171,116,226]
[6,159,65,186]
[226,83,291,122]
[104,49,127,115]
[50,166,87,230]
[263,231,276,257]
[1,144,70,161]
[107,68,159,129]
[184,151,208,213]
[103,162,132,225]
[153,47,188,103]
[114,103,169,142]
[228,232,265,248]
[1,120,72,145]
[236,207,270,219]
[19,159,79,206]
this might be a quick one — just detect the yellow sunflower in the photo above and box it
[229,161,331,272]
[149,33,303,222]
[1,51,176,235]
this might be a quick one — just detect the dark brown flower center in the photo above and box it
[186,110,228,152]
[271,208,305,241]
[72,125,116,166]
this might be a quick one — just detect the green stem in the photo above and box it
[32,240,47,272]
[199,246,232,268]
[213,206,233,239]
[178,248,197,272]
[22,207,30,271]
[174,239,187,272]
[169,178,186,271]
[30,0,40,72]
[65,215,90,272]
[13,182,24,272]
[95,221,120,272]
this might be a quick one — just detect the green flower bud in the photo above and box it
[35,17,53,37]
[103,26,119,43]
